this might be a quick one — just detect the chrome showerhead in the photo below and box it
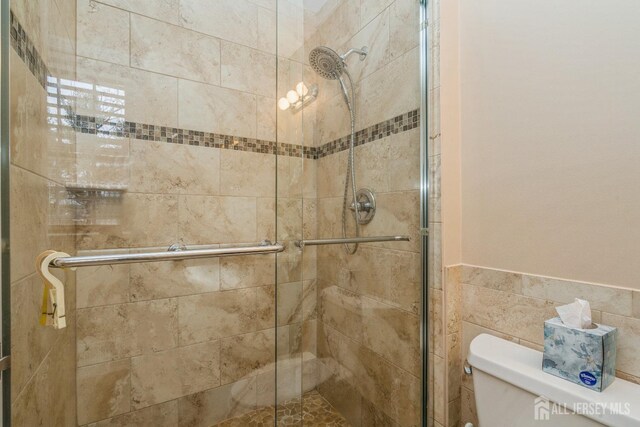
[309,46,345,80]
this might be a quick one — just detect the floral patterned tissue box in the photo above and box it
[543,317,617,392]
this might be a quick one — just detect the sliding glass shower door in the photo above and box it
[3,0,428,425]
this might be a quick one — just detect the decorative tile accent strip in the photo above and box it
[72,114,318,159]
[9,10,419,160]
[316,109,420,158]
[9,10,49,89]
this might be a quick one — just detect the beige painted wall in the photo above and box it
[458,0,640,289]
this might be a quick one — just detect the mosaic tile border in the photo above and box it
[9,9,419,160]
[70,110,419,160]
[10,10,49,89]
[316,109,420,158]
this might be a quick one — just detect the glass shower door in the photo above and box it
[7,0,284,425]
[274,0,426,425]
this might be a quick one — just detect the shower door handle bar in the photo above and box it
[49,242,285,269]
[295,235,410,248]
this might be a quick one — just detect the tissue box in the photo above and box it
[542,317,617,392]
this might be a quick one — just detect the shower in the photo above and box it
[309,45,372,254]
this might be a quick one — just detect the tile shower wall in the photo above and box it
[9,0,78,425]
[310,0,424,425]
[71,1,304,425]
[441,265,640,427]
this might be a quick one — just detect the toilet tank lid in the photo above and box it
[468,333,640,427]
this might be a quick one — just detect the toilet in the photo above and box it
[467,334,640,427]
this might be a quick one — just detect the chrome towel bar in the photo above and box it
[295,235,410,248]
[50,241,285,268]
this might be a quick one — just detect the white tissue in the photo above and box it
[556,298,592,329]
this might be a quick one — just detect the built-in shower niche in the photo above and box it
[65,186,126,226]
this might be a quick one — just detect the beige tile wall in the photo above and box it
[9,0,78,425]
[310,0,423,425]
[444,264,640,427]
[71,1,319,425]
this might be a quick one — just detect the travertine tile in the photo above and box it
[77,359,131,425]
[256,197,277,242]
[431,288,444,358]
[47,325,78,425]
[448,397,461,427]
[444,265,462,334]
[461,265,523,293]
[76,57,179,127]
[131,340,221,409]
[429,222,443,289]
[354,137,390,193]
[342,8,391,83]
[178,79,257,139]
[74,134,130,190]
[77,0,130,66]
[220,330,276,384]
[257,96,276,141]
[462,283,556,345]
[220,150,275,197]
[319,285,364,343]
[362,296,421,376]
[447,333,462,403]
[277,281,303,326]
[10,274,59,397]
[357,47,420,129]
[42,0,76,79]
[76,193,179,250]
[221,41,276,98]
[178,195,257,245]
[522,274,633,317]
[178,377,257,426]
[313,0,359,49]
[131,15,221,85]
[257,7,276,55]
[10,166,48,282]
[433,354,445,425]
[87,400,178,427]
[178,288,259,345]
[390,0,420,60]
[362,190,420,252]
[314,92,352,146]
[76,259,130,308]
[633,291,640,319]
[317,197,343,238]
[601,313,640,378]
[220,254,276,290]
[277,0,305,60]
[10,50,49,181]
[77,299,178,366]
[317,151,347,198]
[130,258,220,301]
[277,198,303,241]
[360,0,393,27]
[360,396,399,427]
[130,141,220,195]
[461,386,479,427]
[98,0,181,25]
[179,0,259,50]
[389,128,420,191]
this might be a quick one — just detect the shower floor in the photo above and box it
[216,390,349,426]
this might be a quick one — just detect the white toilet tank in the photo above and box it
[467,334,640,427]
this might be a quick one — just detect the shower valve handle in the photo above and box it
[349,200,374,212]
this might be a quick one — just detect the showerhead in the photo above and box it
[309,46,345,80]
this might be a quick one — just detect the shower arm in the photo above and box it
[340,47,368,62]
